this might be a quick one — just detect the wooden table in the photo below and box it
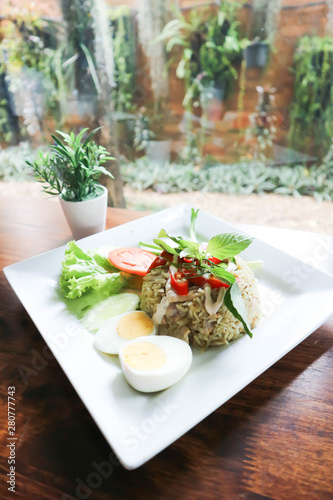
[1,197,333,500]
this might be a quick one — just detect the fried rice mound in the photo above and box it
[140,256,262,350]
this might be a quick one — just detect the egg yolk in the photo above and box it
[116,312,154,340]
[122,342,167,371]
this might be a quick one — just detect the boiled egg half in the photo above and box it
[119,336,192,393]
[94,310,156,355]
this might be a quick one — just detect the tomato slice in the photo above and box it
[108,248,157,276]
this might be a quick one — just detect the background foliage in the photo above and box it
[289,36,333,159]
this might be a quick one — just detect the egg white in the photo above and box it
[119,336,193,393]
[94,310,156,355]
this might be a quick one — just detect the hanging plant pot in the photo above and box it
[243,42,269,69]
[59,185,108,240]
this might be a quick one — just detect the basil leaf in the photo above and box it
[179,239,199,251]
[158,229,180,243]
[180,248,195,259]
[224,283,253,338]
[208,265,236,284]
[153,237,179,255]
[207,232,253,260]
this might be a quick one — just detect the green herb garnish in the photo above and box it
[224,283,253,338]
[207,232,254,261]
[152,212,253,281]
[145,208,254,338]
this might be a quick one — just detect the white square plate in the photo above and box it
[4,203,333,469]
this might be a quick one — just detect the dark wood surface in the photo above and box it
[1,196,333,500]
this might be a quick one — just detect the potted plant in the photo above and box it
[25,127,114,239]
[243,0,282,69]
[243,37,269,69]
[109,7,138,154]
[156,2,247,114]
[241,85,277,162]
[133,106,171,164]
[184,73,227,122]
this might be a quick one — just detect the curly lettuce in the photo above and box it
[59,241,129,300]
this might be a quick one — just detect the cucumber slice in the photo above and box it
[81,293,140,332]
[246,260,263,270]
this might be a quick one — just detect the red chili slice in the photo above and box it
[160,251,174,261]
[186,275,206,287]
[206,276,229,289]
[147,251,174,272]
[188,275,229,289]
[147,256,167,272]
[169,268,189,296]
[208,257,222,265]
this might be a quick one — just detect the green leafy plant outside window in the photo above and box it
[133,105,167,151]
[156,2,247,110]
[120,157,333,202]
[289,36,333,160]
[2,12,60,115]
[109,7,137,114]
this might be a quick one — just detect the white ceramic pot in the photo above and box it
[59,185,108,240]
[145,140,171,164]
[60,93,97,118]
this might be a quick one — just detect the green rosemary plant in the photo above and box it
[25,127,114,201]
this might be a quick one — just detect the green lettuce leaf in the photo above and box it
[59,241,129,300]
